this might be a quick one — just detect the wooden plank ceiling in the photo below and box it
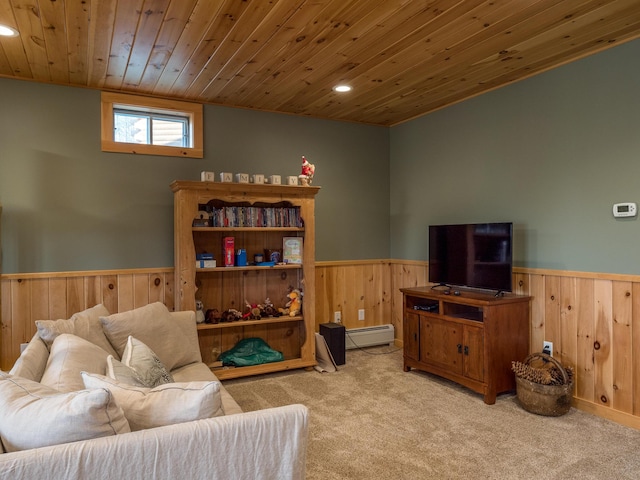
[0,0,639,126]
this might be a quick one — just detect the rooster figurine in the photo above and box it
[298,156,315,186]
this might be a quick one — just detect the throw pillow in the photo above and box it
[106,355,145,387]
[36,304,118,358]
[120,336,173,387]
[100,302,199,371]
[8,332,49,382]
[171,310,203,363]
[0,372,130,452]
[40,334,111,392]
[81,372,224,431]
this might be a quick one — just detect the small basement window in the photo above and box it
[101,92,203,158]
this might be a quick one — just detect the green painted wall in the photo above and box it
[0,79,389,273]
[390,39,640,275]
[2,38,639,276]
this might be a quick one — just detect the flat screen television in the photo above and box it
[428,222,513,293]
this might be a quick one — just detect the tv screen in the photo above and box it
[428,222,513,293]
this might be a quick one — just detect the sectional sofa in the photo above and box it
[0,302,308,479]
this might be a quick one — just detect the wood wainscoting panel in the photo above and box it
[575,278,596,404]
[594,279,614,410]
[633,283,640,417]
[315,259,427,347]
[3,262,640,430]
[516,270,640,430]
[0,269,174,371]
[390,260,428,344]
[315,260,394,333]
[612,281,633,413]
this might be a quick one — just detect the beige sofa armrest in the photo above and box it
[0,404,309,480]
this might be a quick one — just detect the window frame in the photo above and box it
[101,92,203,158]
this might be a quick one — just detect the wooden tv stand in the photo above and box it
[400,286,530,404]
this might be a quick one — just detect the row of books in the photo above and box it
[196,206,303,228]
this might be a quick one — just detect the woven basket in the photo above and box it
[515,353,573,417]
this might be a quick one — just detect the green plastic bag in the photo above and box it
[218,338,284,367]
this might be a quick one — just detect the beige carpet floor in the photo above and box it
[223,346,640,480]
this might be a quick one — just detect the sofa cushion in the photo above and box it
[81,373,224,431]
[172,362,244,416]
[8,333,49,382]
[0,372,130,452]
[40,334,110,392]
[120,336,174,387]
[100,302,199,371]
[35,304,118,358]
[170,310,203,362]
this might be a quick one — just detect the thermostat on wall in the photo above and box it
[613,202,637,218]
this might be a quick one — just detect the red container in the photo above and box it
[223,237,235,267]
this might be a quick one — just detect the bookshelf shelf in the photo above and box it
[196,264,302,273]
[197,315,303,330]
[193,227,305,233]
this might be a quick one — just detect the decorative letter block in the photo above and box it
[200,171,215,182]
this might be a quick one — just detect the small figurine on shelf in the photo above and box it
[221,309,243,322]
[278,287,302,317]
[195,300,205,324]
[243,300,262,320]
[298,155,315,186]
[205,308,221,324]
[261,298,279,317]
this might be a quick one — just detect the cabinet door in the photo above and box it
[462,325,484,382]
[420,316,463,374]
[403,312,420,361]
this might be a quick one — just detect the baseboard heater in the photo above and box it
[345,324,395,350]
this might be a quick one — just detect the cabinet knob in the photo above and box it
[464,346,469,356]
[457,343,462,353]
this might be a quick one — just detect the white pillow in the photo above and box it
[120,336,173,387]
[81,372,224,431]
[100,302,199,371]
[35,304,118,358]
[40,334,110,392]
[0,372,130,452]
[106,355,145,387]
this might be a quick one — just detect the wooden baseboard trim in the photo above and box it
[572,398,640,430]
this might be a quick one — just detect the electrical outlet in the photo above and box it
[334,311,342,323]
[358,309,365,321]
[542,341,553,357]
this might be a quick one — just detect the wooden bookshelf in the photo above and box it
[171,181,319,379]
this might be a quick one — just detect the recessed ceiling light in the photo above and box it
[0,25,18,37]
[333,85,352,93]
